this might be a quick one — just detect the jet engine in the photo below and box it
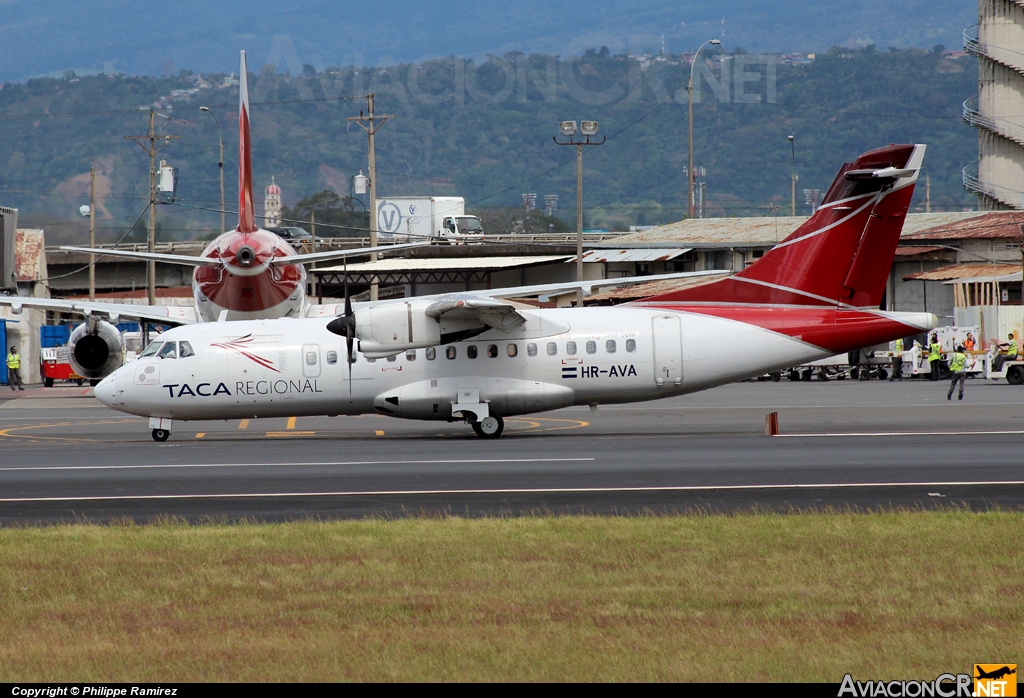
[68,319,125,380]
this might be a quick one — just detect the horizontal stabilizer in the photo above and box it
[60,246,222,267]
[271,241,430,266]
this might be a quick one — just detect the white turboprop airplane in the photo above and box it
[95,143,937,441]
[0,50,423,382]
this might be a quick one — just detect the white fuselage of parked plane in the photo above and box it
[96,306,934,424]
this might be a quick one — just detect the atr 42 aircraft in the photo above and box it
[0,50,422,382]
[96,143,936,441]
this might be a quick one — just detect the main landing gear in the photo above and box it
[152,429,170,442]
[471,415,504,439]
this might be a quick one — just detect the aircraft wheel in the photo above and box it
[788,370,800,381]
[770,372,781,382]
[1007,366,1024,385]
[801,369,813,381]
[877,368,888,381]
[472,415,504,439]
[152,429,170,442]
[850,367,860,380]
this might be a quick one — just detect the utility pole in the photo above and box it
[347,94,394,301]
[788,135,796,217]
[89,167,96,301]
[554,121,605,307]
[688,39,721,218]
[199,107,225,233]
[125,110,178,304]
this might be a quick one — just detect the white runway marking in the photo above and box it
[1,480,1022,504]
[0,457,595,473]
[778,430,1024,438]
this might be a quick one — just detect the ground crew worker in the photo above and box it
[6,345,24,391]
[889,337,904,382]
[993,333,1019,373]
[964,332,976,352]
[947,344,968,401]
[928,333,942,381]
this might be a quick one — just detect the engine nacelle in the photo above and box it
[355,302,441,358]
[68,319,125,380]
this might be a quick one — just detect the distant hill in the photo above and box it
[0,46,979,242]
[0,0,974,82]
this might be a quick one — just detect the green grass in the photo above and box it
[0,511,1021,681]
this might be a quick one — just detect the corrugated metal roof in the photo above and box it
[902,263,1022,281]
[315,255,569,273]
[894,245,948,256]
[586,273,730,303]
[579,248,691,263]
[900,211,1023,240]
[605,212,986,247]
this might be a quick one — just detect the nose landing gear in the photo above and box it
[152,429,170,442]
[472,415,504,438]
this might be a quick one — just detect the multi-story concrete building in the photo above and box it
[964,0,1024,209]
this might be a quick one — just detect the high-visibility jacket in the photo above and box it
[950,352,968,373]
[5,353,19,370]
[1008,340,1019,357]
[929,342,941,361]
[894,338,904,352]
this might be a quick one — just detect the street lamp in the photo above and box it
[554,120,606,306]
[687,39,721,219]
[788,135,796,217]
[199,106,225,233]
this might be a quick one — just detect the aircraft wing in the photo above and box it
[478,269,729,301]
[60,246,223,267]
[0,297,199,325]
[425,297,526,332]
[270,241,430,266]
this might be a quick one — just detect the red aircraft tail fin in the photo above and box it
[236,50,257,234]
[645,144,925,308]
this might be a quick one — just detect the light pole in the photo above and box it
[200,106,225,233]
[788,134,796,217]
[554,120,605,307]
[688,39,720,219]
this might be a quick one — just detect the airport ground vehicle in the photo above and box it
[95,143,937,441]
[375,196,484,242]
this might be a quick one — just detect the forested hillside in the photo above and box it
[0,46,978,242]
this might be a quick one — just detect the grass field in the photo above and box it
[0,511,1021,682]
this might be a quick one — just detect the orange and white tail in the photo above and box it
[237,50,257,234]
[645,144,926,309]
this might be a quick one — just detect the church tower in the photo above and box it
[264,177,282,227]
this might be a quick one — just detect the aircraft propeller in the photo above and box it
[326,257,356,394]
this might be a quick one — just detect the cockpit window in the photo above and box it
[179,341,195,358]
[139,341,163,358]
[158,342,177,359]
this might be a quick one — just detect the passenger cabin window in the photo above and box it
[586,341,597,354]
[387,355,397,362]
[467,345,478,359]
[179,341,195,358]
[446,346,457,360]
[606,340,617,354]
[626,339,636,353]
[306,351,318,366]
[366,356,376,363]
[527,343,538,357]
[158,342,177,359]
[566,341,577,355]
[139,342,162,358]
[426,347,436,360]
[507,344,518,357]
[546,342,557,356]
[326,351,338,364]
[487,344,498,358]
[406,350,416,361]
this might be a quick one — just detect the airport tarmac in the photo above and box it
[0,377,1022,524]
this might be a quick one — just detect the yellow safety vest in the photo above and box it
[950,352,967,373]
[1009,340,1019,356]
[6,353,19,370]
[929,342,941,361]
[894,338,904,352]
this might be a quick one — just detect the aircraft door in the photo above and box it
[651,315,682,387]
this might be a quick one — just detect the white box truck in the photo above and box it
[375,196,483,242]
